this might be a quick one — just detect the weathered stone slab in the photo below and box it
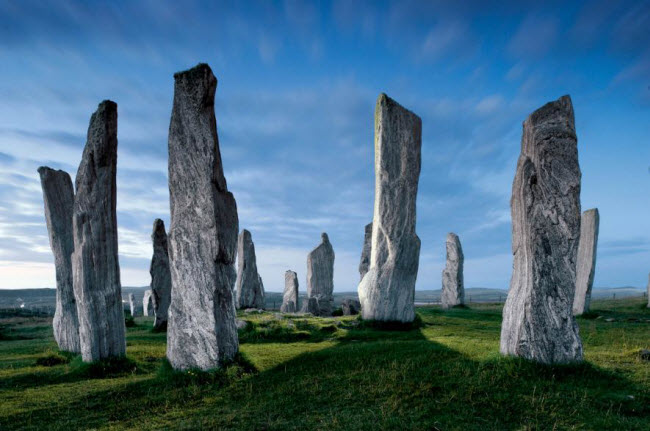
[441,233,464,309]
[341,299,361,315]
[281,270,299,313]
[306,233,335,316]
[150,219,171,330]
[128,293,137,317]
[38,167,80,353]
[236,229,265,309]
[358,94,422,322]
[573,208,599,315]
[72,100,126,362]
[143,290,154,317]
[166,64,239,371]
[358,222,372,280]
[300,296,319,315]
[500,95,583,364]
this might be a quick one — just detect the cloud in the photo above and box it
[508,14,559,58]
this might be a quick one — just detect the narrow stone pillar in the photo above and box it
[573,208,599,315]
[441,233,464,309]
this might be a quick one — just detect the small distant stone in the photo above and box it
[235,319,247,330]
[639,349,650,361]
[626,395,635,400]
[605,318,615,322]
[273,313,283,320]
[244,308,257,314]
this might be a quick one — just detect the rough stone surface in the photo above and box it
[143,290,154,317]
[358,222,373,280]
[341,299,361,315]
[300,296,320,315]
[166,63,239,371]
[281,270,299,313]
[38,167,80,353]
[128,293,137,317]
[72,100,126,362]
[573,208,599,315]
[441,233,464,309]
[647,273,650,308]
[306,233,335,316]
[150,219,171,330]
[500,95,583,364]
[358,94,422,323]
[236,229,265,309]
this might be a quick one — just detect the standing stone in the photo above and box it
[358,222,372,280]
[358,94,422,323]
[441,233,464,309]
[300,296,320,315]
[500,95,583,364]
[72,100,126,362]
[306,233,335,316]
[573,208,600,315]
[128,293,137,317]
[166,64,239,371]
[647,273,649,308]
[281,270,299,313]
[236,229,265,309]
[143,290,155,317]
[341,299,361,315]
[37,167,80,353]
[150,219,171,330]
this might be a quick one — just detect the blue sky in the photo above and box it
[0,0,648,291]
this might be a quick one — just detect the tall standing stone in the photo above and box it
[143,290,154,317]
[236,229,265,309]
[358,94,422,323]
[306,233,335,316]
[281,270,299,313]
[500,95,583,364]
[646,273,649,308]
[441,233,464,309]
[573,208,599,315]
[166,64,239,371]
[37,167,80,353]
[72,100,126,362]
[358,222,372,280]
[128,293,137,317]
[150,219,171,330]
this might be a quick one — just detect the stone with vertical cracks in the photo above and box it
[166,64,239,371]
[281,270,299,313]
[441,233,464,309]
[307,233,335,316]
[143,290,154,317]
[573,208,599,315]
[236,229,265,309]
[358,222,372,280]
[150,219,171,330]
[358,94,422,323]
[500,95,583,364]
[38,167,80,353]
[72,100,126,362]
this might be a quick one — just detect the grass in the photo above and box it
[0,297,648,430]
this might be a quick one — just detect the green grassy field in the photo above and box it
[1,297,648,430]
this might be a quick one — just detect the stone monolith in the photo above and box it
[166,63,239,371]
[143,290,154,317]
[128,293,137,317]
[72,100,126,362]
[38,167,80,353]
[500,95,583,364]
[359,222,372,280]
[150,219,171,330]
[647,273,649,308]
[341,299,361,315]
[281,270,299,313]
[358,94,422,322]
[306,233,335,316]
[300,296,319,315]
[441,233,464,309]
[573,208,599,315]
[236,229,265,309]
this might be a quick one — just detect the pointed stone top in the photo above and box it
[527,95,574,130]
[152,219,166,237]
[240,229,252,241]
[321,232,329,243]
[376,93,421,122]
[447,232,460,241]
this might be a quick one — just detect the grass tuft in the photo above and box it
[68,355,138,378]
[35,350,74,367]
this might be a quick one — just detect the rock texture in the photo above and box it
[341,299,361,315]
[150,219,171,330]
[143,290,154,317]
[128,293,137,317]
[306,233,335,316]
[300,297,320,315]
[236,229,265,309]
[37,167,80,353]
[573,208,599,315]
[441,233,464,309]
[500,95,583,364]
[647,274,649,308]
[166,64,239,371]
[72,100,126,362]
[281,270,299,313]
[358,94,422,322]
[358,222,372,280]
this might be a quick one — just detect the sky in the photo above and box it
[0,0,648,292]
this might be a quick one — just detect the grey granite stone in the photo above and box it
[143,290,154,317]
[281,270,299,313]
[236,229,265,309]
[341,299,361,315]
[300,296,320,315]
[150,219,171,330]
[573,208,599,315]
[306,233,335,316]
[441,233,464,309]
[128,293,137,317]
[358,222,372,280]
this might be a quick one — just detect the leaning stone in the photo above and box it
[236,229,265,309]
[128,293,137,317]
[499,95,583,364]
[150,219,171,330]
[573,209,599,315]
[281,270,299,313]
[358,222,372,280]
[72,100,126,362]
[358,94,422,323]
[306,233,335,316]
[37,167,80,353]
[300,297,320,315]
[143,290,155,317]
[341,299,361,315]
[441,233,464,309]
[166,63,239,371]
